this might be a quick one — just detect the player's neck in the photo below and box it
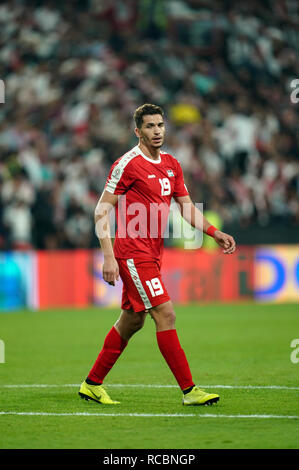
[138,142,160,161]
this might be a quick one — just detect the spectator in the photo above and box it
[3,199,33,250]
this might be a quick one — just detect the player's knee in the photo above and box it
[163,309,176,327]
[150,305,176,328]
[131,313,145,332]
[115,311,145,341]
[124,310,146,334]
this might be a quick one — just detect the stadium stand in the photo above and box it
[0,0,298,249]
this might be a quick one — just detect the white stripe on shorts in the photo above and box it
[126,259,152,310]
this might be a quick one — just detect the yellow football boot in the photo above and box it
[79,381,120,404]
[183,386,219,406]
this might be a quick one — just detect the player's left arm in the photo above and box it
[174,195,236,254]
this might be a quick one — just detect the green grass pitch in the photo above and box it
[0,303,298,449]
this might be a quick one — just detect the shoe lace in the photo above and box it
[193,386,206,394]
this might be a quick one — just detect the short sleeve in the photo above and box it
[105,160,134,195]
[173,161,189,198]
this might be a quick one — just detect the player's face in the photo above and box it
[136,114,165,149]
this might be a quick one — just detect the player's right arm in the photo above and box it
[94,190,119,286]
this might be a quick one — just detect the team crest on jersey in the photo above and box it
[167,169,174,177]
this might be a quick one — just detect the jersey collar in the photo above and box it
[136,145,161,164]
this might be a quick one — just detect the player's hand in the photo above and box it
[103,255,120,286]
[214,230,236,254]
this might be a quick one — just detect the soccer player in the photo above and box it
[79,104,236,405]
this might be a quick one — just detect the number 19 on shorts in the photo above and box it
[146,277,164,297]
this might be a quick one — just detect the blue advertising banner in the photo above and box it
[254,246,299,302]
[0,252,37,312]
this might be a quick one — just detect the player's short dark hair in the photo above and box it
[133,103,164,129]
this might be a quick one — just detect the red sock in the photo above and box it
[156,329,194,391]
[88,326,128,384]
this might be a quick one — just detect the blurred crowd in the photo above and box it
[0,0,298,250]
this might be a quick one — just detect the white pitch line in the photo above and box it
[1,383,299,390]
[0,411,298,420]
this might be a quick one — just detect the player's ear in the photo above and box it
[134,127,141,139]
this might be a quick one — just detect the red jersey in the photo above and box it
[104,145,189,260]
